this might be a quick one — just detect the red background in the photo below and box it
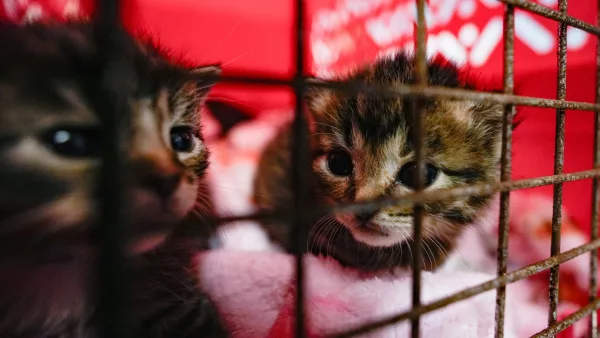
[2,0,598,234]
[123,0,600,234]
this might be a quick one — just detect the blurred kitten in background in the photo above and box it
[0,20,221,337]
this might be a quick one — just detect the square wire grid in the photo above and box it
[92,0,600,337]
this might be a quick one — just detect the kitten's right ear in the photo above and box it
[188,64,222,99]
[190,64,221,77]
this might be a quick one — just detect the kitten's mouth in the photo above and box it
[355,223,388,236]
[335,215,390,237]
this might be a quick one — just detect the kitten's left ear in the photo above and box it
[303,76,328,133]
[187,64,222,99]
[303,76,335,113]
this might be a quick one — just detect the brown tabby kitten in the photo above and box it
[254,53,504,271]
[0,21,221,337]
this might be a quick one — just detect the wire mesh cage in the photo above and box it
[90,0,600,337]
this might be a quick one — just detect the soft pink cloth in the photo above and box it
[197,251,566,338]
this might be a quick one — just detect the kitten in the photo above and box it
[0,21,220,337]
[253,52,504,271]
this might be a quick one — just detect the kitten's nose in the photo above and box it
[142,173,182,200]
[133,154,183,200]
[356,210,378,225]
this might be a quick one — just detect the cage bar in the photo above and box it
[291,0,309,336]
[494,4,515,337]
[499,0,600,35]
[210,169,600,230]
[94,0,133,337]
[410,0,428,337]
[547,0,568,329]
[331,238,600,338]
[207,74,600,111]
[591,1,600,336]
[533,298,600,337]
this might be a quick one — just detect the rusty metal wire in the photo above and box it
[5,167,599,249]
[591,1,600,336]
[6,166,592,253]
[534,298,600,337]
[213,169,600,229]
[494,4,515,338]
[202,73,600,111]
[499,0,600,36]
[410,1,428,337]
[329,238,600,338]
[547,0,568,329]
[5,160,593,252]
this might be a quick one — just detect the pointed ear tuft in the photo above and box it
[187,64,221,100]
[190,64,222,78]
[303,77,333,113]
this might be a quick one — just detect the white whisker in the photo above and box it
[200,21,243,63]
[208,96,260,111]
[219,48,256,68]
[422,241,435,269]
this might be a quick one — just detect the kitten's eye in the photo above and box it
[41,127,101,158]
[170,126,195,152]
[396,162,439,189]
[326,151,353,177]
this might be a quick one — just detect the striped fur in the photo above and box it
[254,53,504,271]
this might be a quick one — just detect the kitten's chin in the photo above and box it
[350,227,409,247]
[129,185,196,232]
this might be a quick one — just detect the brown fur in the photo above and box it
[254,52,503,271]
[131,235,228,338]
[0,21,220,337]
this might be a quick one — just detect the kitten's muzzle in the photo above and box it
[140,172,182,201]
[128,162,193,239]
[134,155,184,198]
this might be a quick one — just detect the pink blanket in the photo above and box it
[197,250,582,337]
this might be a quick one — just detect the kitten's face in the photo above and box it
[0,81,212,257]
[307,55,503,249]
[0,23,218,264]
